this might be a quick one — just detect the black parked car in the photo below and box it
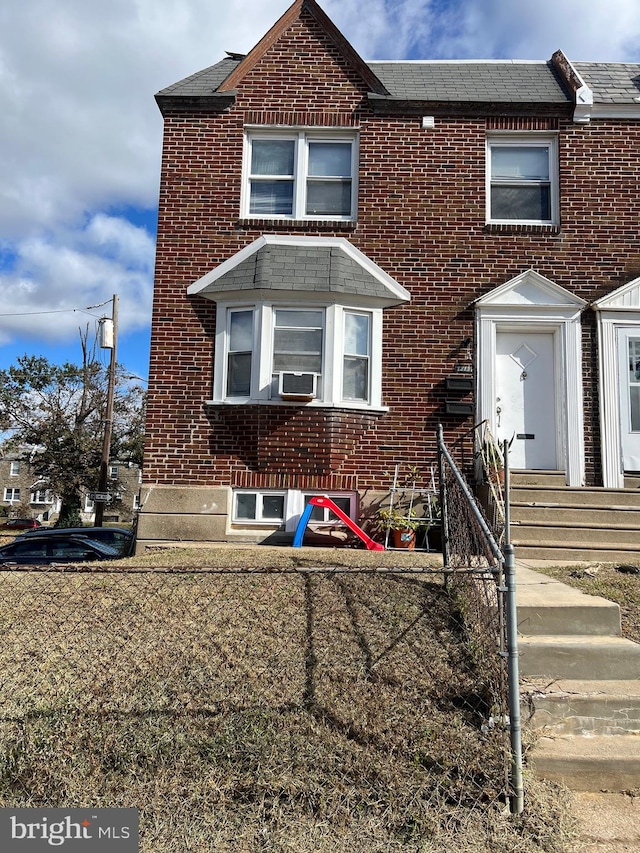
[18,526,134,556]
[0,533,122,565]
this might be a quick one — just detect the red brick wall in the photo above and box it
[145,5,640,491]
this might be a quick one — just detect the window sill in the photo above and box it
[205,399,388,414]
[484,223,561,236]
[236,218,357,232]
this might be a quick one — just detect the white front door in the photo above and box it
[617,327,640,471]
[495,331,558,469]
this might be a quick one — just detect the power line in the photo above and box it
[0,308,101,318]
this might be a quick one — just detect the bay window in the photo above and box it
[213,301,381,409]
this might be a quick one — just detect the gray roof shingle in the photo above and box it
[157,55,640,109]
[368,61,569,103]
[574,62,640,104]
[201,244,394,300]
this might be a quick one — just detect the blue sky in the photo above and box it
[1,0,639,382]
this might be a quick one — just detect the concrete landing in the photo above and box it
[570,792,640,853]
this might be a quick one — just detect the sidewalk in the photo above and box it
[515,559,640,853]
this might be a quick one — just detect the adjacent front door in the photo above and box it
[495,331,558,470]
[617,327,640,471]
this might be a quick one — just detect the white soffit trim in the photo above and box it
[474,269,587,310]
[593,275,640,310]
[187,234,411,303]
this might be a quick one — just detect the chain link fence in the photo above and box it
[0,558,537,851]
[0,432,554,850]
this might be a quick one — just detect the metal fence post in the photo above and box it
[503,440,524,815]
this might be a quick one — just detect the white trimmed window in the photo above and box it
[4,488,20,504]
[302,493,355,523]
[233,491,286,523]
[232,489,356,530]
[30,489,53,504]
[487,134,558,225]
[243,130,358,220]
[9,461,20,476]
[215,301,380,409]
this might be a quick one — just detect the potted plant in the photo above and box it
[377,506,422,549]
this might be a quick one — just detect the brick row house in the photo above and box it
[0,453,141,526]
[137,0,640,551]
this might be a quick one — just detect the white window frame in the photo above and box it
[242,129,358,221]
[109,465,119,480]
[9,461,20,477]
[486,133,559,226]
[30,489,53,505]
[232,490,287,524]
[4,487,20,504]
[213,300,383,410]
[231,488,357,531]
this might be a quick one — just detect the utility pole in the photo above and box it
[94,294,119,527]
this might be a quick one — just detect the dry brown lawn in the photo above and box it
[0,543,574,851]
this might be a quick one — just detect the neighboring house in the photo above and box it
[137,0,640,548]
[0,453,141,525]
[0,454,61,523]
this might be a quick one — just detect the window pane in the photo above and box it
[345,313,369,356]
[236,493,257,519]
[492,146,549,180]
[262,495,285,520]
[249,181,293,215]
[308,142,352,177]
[273,310,323,374]
[343,356,369,401]
[251,140,295,176]
[275,310,323,328]
[491,185,550,221]
[631,388,640,432]
[274,328,323,355]
[230,311,253,351]
[306,180,352,216]
[227,353,252,396]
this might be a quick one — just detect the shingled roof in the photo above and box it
[368,60,569,103]
[574,62,640,105]
[187,237,410,307]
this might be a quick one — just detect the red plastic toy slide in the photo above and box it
[293,495,384,550]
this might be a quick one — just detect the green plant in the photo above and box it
[376,506,422,531]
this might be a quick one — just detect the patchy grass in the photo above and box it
[0,548,574,851]
[532,561,640,644]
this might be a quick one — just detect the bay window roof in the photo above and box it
[187,236,410,308]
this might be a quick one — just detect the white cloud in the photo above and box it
[426,0,640,60]
[0,215,154,345]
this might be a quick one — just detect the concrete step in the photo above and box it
[518,635,640,680]
[528,734,640,792]
[522,679,640,735]
[513,522,640,546]
[513,542,640,562]
[511,485,640,508]
[510,470,567,487]
[511,503,640,526]
[516,563,621,636]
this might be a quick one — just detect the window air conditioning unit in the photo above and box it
[278,371,317,400]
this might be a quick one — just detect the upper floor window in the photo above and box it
[216,301,380,410]
[243,130,358,220]
[9,461,20,476]
[487,134,558,225]
[109,465,119,480]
